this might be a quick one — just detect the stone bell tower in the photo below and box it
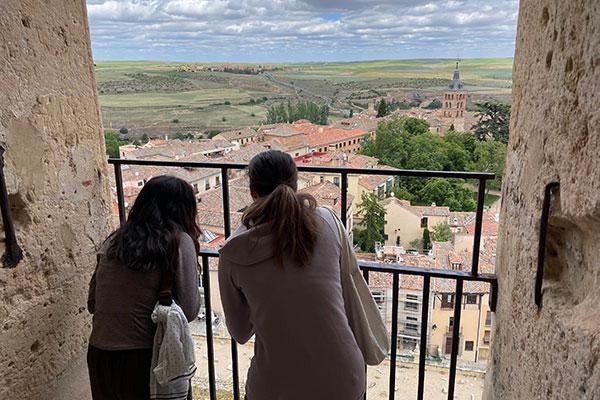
[442,62,467,118]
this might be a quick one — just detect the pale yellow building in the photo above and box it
[381,198,450,249]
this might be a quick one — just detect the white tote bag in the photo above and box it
[325,207,390,365]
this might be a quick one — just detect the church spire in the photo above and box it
[449,60,463,90]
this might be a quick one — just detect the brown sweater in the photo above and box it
[88,232,200,350]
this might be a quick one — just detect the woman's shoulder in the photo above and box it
[178,231,196,252]
[314,206,341,242]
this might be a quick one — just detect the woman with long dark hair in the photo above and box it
[87,175,201,399]
[218,150,366,399]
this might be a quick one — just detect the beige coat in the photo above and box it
[218,208,365,400]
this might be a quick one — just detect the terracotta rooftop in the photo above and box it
[381,197,451,217]
[299,181,354,212]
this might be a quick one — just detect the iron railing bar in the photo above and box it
[490,280,498,312]
[202,255,217,400]
[0,148,23,268]
[358,261,497,282]
[107,158,495,180]
[341,172,348,229]
[470,179,487,275]
[113,163,126,225]
[388,273,400,400]
[447,279,464,399]
[417,276,431,400]
[535,182,560,308]
[363,269,369,400]
[220,168,241,400]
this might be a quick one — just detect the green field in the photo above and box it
[94,58,513,137]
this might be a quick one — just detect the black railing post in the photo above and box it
[341,172,348,228]
[202,255,217,400]
[363,269,369,400]
[0,147,23,268]
[417,276,431,400]
[113,162,126,225]
[535,182,560,308]
[447,279,464,399]
[221,168,241,400]
[470,179,487,275]
[388,273,400,400]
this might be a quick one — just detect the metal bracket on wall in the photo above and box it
[0,147,23,268]
[534,181,560,308]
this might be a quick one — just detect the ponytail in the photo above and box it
[243,151,320,267]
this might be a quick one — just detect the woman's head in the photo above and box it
[242,150,319,267]
[108,175,200,272]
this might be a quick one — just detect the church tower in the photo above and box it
[442,62,467,118]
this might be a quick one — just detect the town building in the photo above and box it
[381,198,452,249]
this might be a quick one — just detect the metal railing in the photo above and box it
[108,157,498,400]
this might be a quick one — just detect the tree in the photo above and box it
[431,222,453,242]
[141,134,150,144]
[118,127,128,135]
[172,118,179,123]
[422,228,432,251]
[207,129,221,139]
[474,138,507,191]
[417,178,476,211]
[104,130,129,158]
[424,99,443,109]
[354,193,386,253]
[376,99,389,118]
[222,116,227,122]
[265,100,329,125]
[473,102,511,143]
[349,109,354,118]
[409,238,422,251]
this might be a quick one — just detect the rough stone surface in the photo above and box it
[484,1,599,399]
[0,1,112,398]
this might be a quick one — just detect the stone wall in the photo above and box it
[484,0,599,399]
[0,1,112,398]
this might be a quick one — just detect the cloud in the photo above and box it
[86,0,519,62]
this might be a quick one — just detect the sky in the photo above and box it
[86,0,519,63]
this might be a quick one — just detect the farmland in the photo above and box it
[94,58,513,138]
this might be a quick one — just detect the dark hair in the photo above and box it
[107,175,200,272]
[242,150,319,267]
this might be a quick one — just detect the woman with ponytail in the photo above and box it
[218,150,365,400]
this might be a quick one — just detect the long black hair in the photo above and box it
[107,175,201,272]
[242,150,319,267]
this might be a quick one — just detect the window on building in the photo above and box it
[465,341,474,351]
[406,294,419,301]
[485,311,492,326]
[483,330,491,345]
[371,290,386,313]
[405,323,418,332]
[192,183,199,194]
[205,179,210,191]
[216,176,221,186]
[320,176,324,183]
[405,301,418,311]
[421,217,428,228]
[137,181,144,187]
[466,294,478,304]
[451,262,462,270]
[441,294,455,309]
[333,177,340,187]
[407,316,418,321]
[396,236,401,246]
